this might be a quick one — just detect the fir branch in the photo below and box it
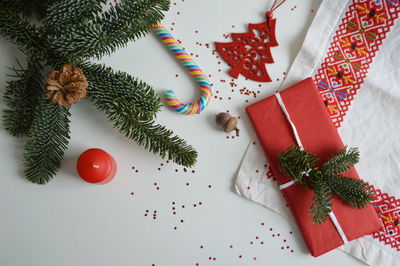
[24,98,71,184]
[88,90,197,167]
[278,146,372,224]
[48,0,170,59]
[278,146,318,186]
[0,0,25,13]
[25,0,59,19]
[326,175,374,209]
[0,7,69,67]
[83,62,161,120]
[1,0,198,184]
[0,9,45,57]
[0,0,58,19]
[3,60,44,137]
[309,178,332,224]
[43,0,106,32]
[320,147,359,175]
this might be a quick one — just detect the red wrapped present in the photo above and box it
[246,78,382,257]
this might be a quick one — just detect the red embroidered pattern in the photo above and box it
[313,0,400,128]
[312,0,400,251]
[372,189,400,251]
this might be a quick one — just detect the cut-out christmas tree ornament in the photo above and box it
[215,0,286,82]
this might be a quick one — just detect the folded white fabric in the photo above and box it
[236,0,400,265]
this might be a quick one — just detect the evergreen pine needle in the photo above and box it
[326,175,374,209]
[0,9,45,57]
[320,147,360,175]
[0,0,58,19]
[48,0,170,60]
[309,179,332,224]
[3,60,44,137]
[23,98,71,185]
[44,0,106,31]
[278,146,373,224]
[83,62,161,120]
[278,146,318,186]
[88,84,197,167]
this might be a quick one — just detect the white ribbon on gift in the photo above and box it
[274,91,349,245]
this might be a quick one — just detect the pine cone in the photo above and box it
[46,64,88,107]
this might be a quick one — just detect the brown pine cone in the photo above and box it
[46,64,89,107]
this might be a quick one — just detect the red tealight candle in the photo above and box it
[76,148,117,184]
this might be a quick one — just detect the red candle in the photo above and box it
[76,148,117,184]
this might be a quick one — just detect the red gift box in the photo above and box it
[246,78,382,257]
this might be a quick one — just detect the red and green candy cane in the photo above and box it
[153,23,212,115]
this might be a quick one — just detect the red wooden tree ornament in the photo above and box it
[215,1,285,82]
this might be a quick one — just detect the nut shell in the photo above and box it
[215,112,240,136]
[224,117,238,133]
[215,112,232,128]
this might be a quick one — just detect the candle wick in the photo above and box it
[92,163,100,169]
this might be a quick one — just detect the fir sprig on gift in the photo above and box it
[1,0,198,185]
[278,146,374,224]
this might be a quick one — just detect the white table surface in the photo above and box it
[0,1,366,265]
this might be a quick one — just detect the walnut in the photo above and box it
[46,64,88,107]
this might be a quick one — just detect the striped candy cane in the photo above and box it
[153,23,213,115]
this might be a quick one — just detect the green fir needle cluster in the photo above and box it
[1,0,198,185]
[278,146,374,224]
